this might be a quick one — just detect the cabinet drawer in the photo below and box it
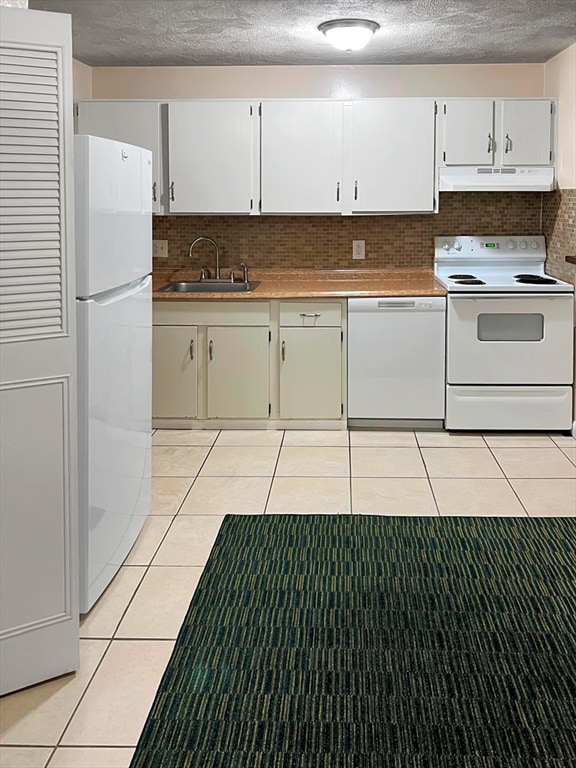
[279,301,342,327]
[153,301,270,326]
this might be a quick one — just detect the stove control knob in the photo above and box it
[507,240,517,250]
[454,241,462,251]
[519,240,527,249]
[442,241,451,251]
[531,240,539,249]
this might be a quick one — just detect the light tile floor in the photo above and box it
[1,428,575,768]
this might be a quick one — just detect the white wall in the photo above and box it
[73,58,92,99]
[90,63,544,100]
[544,43,576,190]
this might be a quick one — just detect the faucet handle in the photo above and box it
[199,267,210,281]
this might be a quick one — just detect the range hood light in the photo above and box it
[318,19,380,52]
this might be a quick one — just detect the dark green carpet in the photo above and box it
[130,515,576,768]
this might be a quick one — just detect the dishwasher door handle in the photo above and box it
[377,300,416,309]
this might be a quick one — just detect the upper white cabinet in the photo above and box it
[260,101,343,214]
[441,99,554,166]
[75,100,163,213]
[167,100,259,214]
[500,100,553,165]
[351,99,436,213]
[442,99,495,166]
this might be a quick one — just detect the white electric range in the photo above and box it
[434,236,575,432]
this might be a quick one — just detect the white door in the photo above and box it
[0,7,79,694]
[442,100,495,165]
[76,100,163,213]
[168,100,258,213]
[74,135,152,296]
[501,100,552,166]
[207,326,269,417]
[153,324,198,418]
[77,278,151,613]
[280,328,342,419]
[260,100,343,213]
[447,294,574,385]
[351,99,436,212]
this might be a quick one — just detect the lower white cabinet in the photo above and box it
[280,328,342,418]
[152,325,197,418]
[152,299,347,425]
[279,301,343,419]
[207,326,270,418]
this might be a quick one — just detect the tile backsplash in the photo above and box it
[153,191,572,281]
[542,188,576,283]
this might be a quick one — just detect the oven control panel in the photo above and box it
[437,236,546,258]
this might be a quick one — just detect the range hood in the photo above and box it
[438,166,555,192]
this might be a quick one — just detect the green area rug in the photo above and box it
[130,515,576,768]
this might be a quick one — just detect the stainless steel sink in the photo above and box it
[158,280,260,294]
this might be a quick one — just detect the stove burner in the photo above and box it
[449,274,477,280]
[515,276,558,285]
[514,274,541,279]
[455,279,486,285]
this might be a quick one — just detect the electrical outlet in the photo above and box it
[153,239,168,258]
[352,239,365,260]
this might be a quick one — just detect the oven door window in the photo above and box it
[477,313,544,342]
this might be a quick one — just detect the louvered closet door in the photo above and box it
[0,7,79,695]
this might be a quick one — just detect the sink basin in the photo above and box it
[158,280,260,294]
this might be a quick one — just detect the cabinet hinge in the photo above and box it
[259,103,262,116]
[250,198,253,210]
[442,151,446,162]
[268,403,271,416]
[550,150,553,162]
[250,105,253,116]
[443,104,447,114]
[73,103,79,117]
[434,102,438,115]
[341,330,343,342]
[269,330,271,342]
[259,199,262,211]
[341,403,344,416]
[551,102,554,114]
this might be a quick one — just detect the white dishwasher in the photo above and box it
[348,297,446,424]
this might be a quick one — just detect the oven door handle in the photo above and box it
[449,294,572,301]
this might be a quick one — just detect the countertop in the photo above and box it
[152,268,446,300]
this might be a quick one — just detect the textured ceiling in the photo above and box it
[28,0,576,67]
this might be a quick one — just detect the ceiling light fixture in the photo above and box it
[318,18,380,52]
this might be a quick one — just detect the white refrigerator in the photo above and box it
[75,135,152,613]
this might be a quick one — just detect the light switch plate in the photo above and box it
[352,240,365,260]
[153,239,168,258]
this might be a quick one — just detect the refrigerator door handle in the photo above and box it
[80,275,152,306]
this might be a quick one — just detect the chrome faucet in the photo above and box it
[189,236,220,280]
[229,262,249,284]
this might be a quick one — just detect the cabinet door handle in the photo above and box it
[354,180,358,200]
[281,340,285,361]
[299,312,321,318]
[209,340,213,361]
[487,133,493,153]
[189,339,194,360]
[336,181,340,202]
[169,181,175,201]
[152,181,157,202]
[505,133,512,153]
